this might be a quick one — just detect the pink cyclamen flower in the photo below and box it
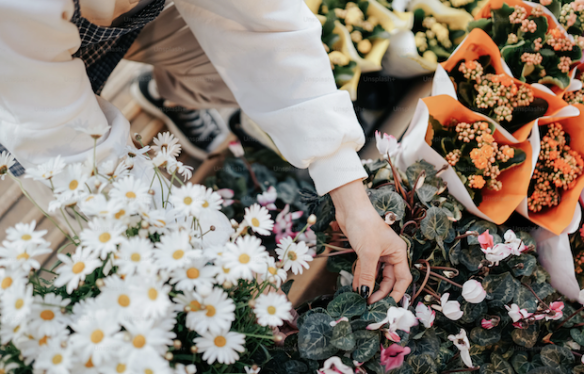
[273,204,303,243]
[257,186,277,210]
[481,318,495,329]
[216,188,234,207]
[380,344,411,372]
[505,304,530,322]
[545,301,564,321]
[478,230,494,250]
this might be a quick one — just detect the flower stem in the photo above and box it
[556,305,584,331]
[521,282,550,311]
[243,333,274,340]
[60,207,78,238]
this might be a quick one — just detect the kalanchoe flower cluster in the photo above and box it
[528,123,584,212]
[521,52,543,66]
[565,71,584,105]
[559,1,584,33]
[546,28,575,52]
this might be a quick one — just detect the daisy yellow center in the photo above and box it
[214,336,227,347]
[0,165,7,174]
[239,254,250,264]
[131,253,141,262]
[116,364,127,373]
[202,200,209,208]
[39,336,49,346]
[184,197,193,205]
[115,209,126,219]
[222,266,230,274]
[16,252,30,260]
[21,234,32,241]
[118,295,130,307]
[268,267,277,275]
[52,354,63,365]
[85,358,94,368]
[126,191,136,199]
[288,251,297,261]
[69,180,78,190]
[189,301,202,312]
[13,326,20,333]
[99,232,111,243]
[40,310,55,320]
[72,262,85,274]
[132,334,146,348]
[251,218,260,227]
[91,330,104,344]
[267,306,277,315]
[206,305,216,317]
[145,370,153,374]
[186,268,199,279]
[172,250,184,260]
[14,299,24,309]
[148,288,158,300]
[1,277,12,289]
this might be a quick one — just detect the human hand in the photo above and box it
[329,180,411,304]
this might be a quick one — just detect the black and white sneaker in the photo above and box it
[130,72,230,160]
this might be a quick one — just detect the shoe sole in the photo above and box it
[130,83,219,161]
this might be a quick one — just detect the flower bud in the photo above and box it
[173,340,182,349]
[223,281,233,289]
[461,280,487,303]
[231,219,239,229]
[165,352,173,361]
[95,279,105,288]
[307,214,317,225]
[190,346,198,354]
[248,299,257,308]
[141,220,149,229]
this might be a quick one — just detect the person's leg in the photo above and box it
[125,3,238,159]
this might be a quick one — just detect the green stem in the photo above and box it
[243,333,274,340]
[93,138,98,177]
[60,207,78,238]
[38,268,58,275]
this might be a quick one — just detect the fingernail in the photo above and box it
[360,286,370,298]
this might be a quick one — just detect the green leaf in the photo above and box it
[362,296,396,322]
[514,285,538,313]
[406,160,439,188]
[407,354,438,374]
[491,3,515,45]
[507,254,537,277]
[281,279,294,296]
[412,328,440,357]
[498,148,527,172]
[416,184,438,204]
[459,300,487,324]
[482,272,518,308]
[251,163,278,190]
[328,292,367,319]
[367,187,406,220]
[525,369,564,374]
[297,307,327,330]
[331,321,356,351]
[540,345,574,373]
[511,324,539,348]
[570,328,584,346]
[458,245,485,272]
[283,360,308,374]
[277,177,299,205]
[468,18,493,32]
[420,207,452,244]
[326,253,357,273]
[480,353,514,374]
[531,282,554,300]
[511,352,538,374]
[352,330,380,362]
[298,313,338,360]
[471,327,502,347]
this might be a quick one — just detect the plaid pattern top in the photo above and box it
[3,0,165,176]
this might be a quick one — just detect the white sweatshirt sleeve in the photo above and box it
[174,0,368,195]
[0,0,130,171]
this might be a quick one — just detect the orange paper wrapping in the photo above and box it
[439,29,568,142]
[520,104,584,234]
[474,0,559,31]
[422,95,534,224]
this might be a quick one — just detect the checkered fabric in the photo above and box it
[2,0,165,176]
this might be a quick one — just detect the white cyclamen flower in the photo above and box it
[194,329,246,365]
[505,304,530,322]
[0,150,15,179]
[276,236,313,275]
[448,329,473,368]
[461,280,487,303]
[482,243,514,265]
[25,156,66,181]
[436,293,463,320]
[54,248,101,294]
[415,302,435,328]
[223,235,269,280]
[318,357,353,374]
[503,229,527,254]
[367,306,418,342]
[254,292,293,327]
[244,204,274,236]
[375,131,400,158]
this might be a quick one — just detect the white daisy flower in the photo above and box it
[109,175,151,212]
[169,258,218,293]
[118,318,175,365]
[5,220,48,246]
[78,194,125,221]
[33,338,73,374]
[194,329,246,365]
[0,241,51,272]
[154,230,202,271]
[276,237,313,275]
[223,235,268,280]
[167,159,194,182]
[80,217,126,259]
[100,356,131,374]
[214,259,238,285]
[74,122,111,139]
[69,309,121,365]
[54,248,102,294]
[25,156,66,181]
[262,256,287,287]
[131,278,173,319]
[169,183,211,217]
[97,275,138,321]
[51,162,90,201]
[152,132,181,157]
[114,236,155,275]
[16,329,68,365]
[0,320,27,345]
[186,288,235,335]
[0,266,27,294]
[244,204,274,236]
[253,293,292,327]
[196,187,223,216]
[1,283,33,328]
[69,357,100,374]
[131,355,173,374]
[142,208,178,235]
[0,151,15,180]
[29,294,70,337]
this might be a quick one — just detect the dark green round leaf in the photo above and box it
[540,345,574,373]
[282,360,308,374]
[511,324,539,348]
[420,207,452,243]
[407,354,438,374]
[298,313,338,360]
[361,296,396,323]
[471,327,502,347]
[571,328,584,346]
[482,272,518,308]
[331,321,356,351]
[352,330,380,362]
[327,292,367,319]
[511,352,537,374]
[297,307,327,330]
[367,187,406,219]
[507,254,537,277]
[514,285,538,313]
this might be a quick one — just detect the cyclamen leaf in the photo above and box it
[511,324,539,348]
[525,368,564,374]
[352,330,380,362]
[482,272,518,308]
[420,207,451,243]
[327,292,367,319]
[470,327,501,347]
[407,354,438,374]
[416,184,438,205]
[480,353,514,374]
[361,296,396,323]
[282,360,308,374]
[511,352,538,374]
[367,187,406,220]
[298,313,338,360]
[331,321,356,351]
[540,345,574,373]
[570,328,584,346]
[507,254,537,277]
[514,286,538,313]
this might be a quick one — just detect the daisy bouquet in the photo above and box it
[0,130,314,374]
[470,0,583,89]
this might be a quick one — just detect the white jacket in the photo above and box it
[0,0,367,195]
